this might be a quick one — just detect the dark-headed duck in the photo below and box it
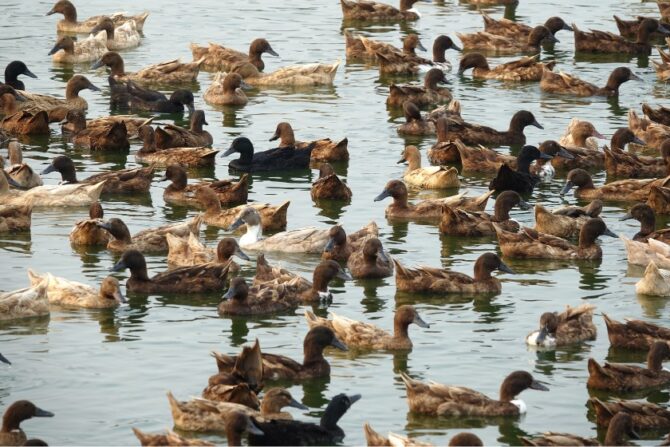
[18,75,99,123]
[311,164,352,201]
[347,237,393,279]
[191,38,278,72]
[4,61,37,90]
[457,26,558,53]
[0,401,53,446]
[489,145,552,195]
[561,168,670,201]
[439,110,542,147]
[621,203,670,243]
[574,18,669,55]
[588,341,670,391]
[270,122,349,162]
[387,69,451,108]
[604,134,667,179]
[525,304,597,347]
[203,72,251,106]
[218,277,295,316]
[482,13,572,39]
[397,101,434,136]
[540,67,640,97]
[135,126,218,168]
[340,0,424,21]
[459,53,556,82]
[160,164,248,207]
[49,33,107,64]
[46,0,149,33]
[222,137,312,173]
[128,88,195,114]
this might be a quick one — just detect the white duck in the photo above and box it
[27,270,126,308]
[0,279,49,320]
[0,171,105,207]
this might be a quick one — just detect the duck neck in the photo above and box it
[578,230,597,248]
[311,273,329,294]
[433,46,446,63]
[169,175,187,192]
[1,413,23,433]
[638,216,656,238]
[60,2,77,22]
[248,51,264,71]
[493,200,512,221]
[65,82,81,100]
[402,41,416,56]
[392,192,409,210]
[60,164,78,184]
[637,26,652,44]
[109,59,125,77]
[303,343,326,367]
[130,264,150,282]
[399,0,415,11]
[406,153,421,171]
[648,347,666,372]
[226,430,243,447]
[260,397,283,415]
[516,157,532,174]
[473,262,493,281]
[573,133,590,148]
[507,118,526,138]
[603,74,624,95]
[241,224,262,245]
[393,318,410,341]
[190,119,203,133]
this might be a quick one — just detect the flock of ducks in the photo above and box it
[4,0,670,445]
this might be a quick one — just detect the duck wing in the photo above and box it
[127,80,167,102]
[331,311,390,344]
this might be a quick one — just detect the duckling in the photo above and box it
[269,121,349,162]
[48,32,107,64]
[1,107,49,136]
[18,75,99,122]
[398,146,460,189]
[311,164,352,201]
[203,72,251,106]
[112,249,229,294]
[387,69,451,108]
[69,202,109,245]
[231,60,340,87]
[628,109,670,150]
[574,19,669,54]
[249,393,360,446]
[0,172,105,208]
[561,168,670,201]
[482,13,573,40]
[127,86,195,114]
[603,313,670,351]
[588,341,670,391]
[489,145,552,195]
[347,237,393,279]
[218,277,295,316]
[161,165,248,208]
[41,155,152,195]
[591,397,670,431]
[132,428,214,447]
[92,51,204,86]
[525,304,596,347]
[0,279,49,321]
[340,0,423,21]
[322,223,380,263]
[440,190,529,236]
[167,235,249,272]
[4,140,43,189]
[495,218,617,260]
[223,136,313,173]
[90,17,140,51]
[621,203,670,243]
[397,101,434,136]
[27,270,125,308]
[636,261,670,296]
[190,38,278,72]
[0,203,32,233]
[603,134,664,179]
[363,423,432,447]
[60,110,130,151]
[45,0,149,33]
[0,401,54,446]
[457,26,558,53]
[540,67,640,97]
[400,370,548,417]
[533,201,602,238]
[98,216,201,253]
[394,252,514,295]
[458,53,555,82]
[305,305,428,350]
[439,110,543,147]
[3,61,37,90]
[642,103,670,127]
[374,180,491,221]
[521,412,638,446]
[136,126,217,168]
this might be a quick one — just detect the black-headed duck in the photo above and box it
[459,53,555,82]
[154,110,212,149]
[397,101,434,136]
[561,168,670,201]
[590,397,664,432]
[128,87,195,114]
[49,32,107,64]
[495,217,617,260]
[230,60,340,87]
[439,190,529,236]
[457,26,558,53]
[161,164,248,207]
[136,126,217,168]
[605,136,668,179]
[642,103,670,127]
[588,341,670,391]
[533,200,602,239]
[540,67,640,97]
[603,313,670,351]
[97,216,201,253]
[438,110,542,147]
[218,277,295,316]
[394,252,513,295]
[525,304,596,348]
[4,61,37,90]
[133,427,214,446]
[42,155,152,195]
[89,17,140,51]
[387,69,451,108]
[203,72,251,106]
[92,51,203,86]
[112,249,228,294]
[621,203,670,243]
[28,270,125,309]
[401,370,548,417]
[340,0,423,21]
[167,234,249,272]
[574,18,669,55]
[489,145,552,195]
[69,201,109,246]
[311,164,352,201]
[191,38,278,72]
[305,304,428,350]
[398,145,460,189]
[46,0,149,33]
[347,237,393,279]
[223,136,312,173]
[521,412,638,446]
[270,121,349,162]
[0,400,53,446]
[482,13,572,40]
[60,110,130,151]
[18,75,99,122]
[249,393,360,446]
[0,280,49,321]
[628,109,670,150]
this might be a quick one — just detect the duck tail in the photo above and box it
[88,181,106,201]
[134,11,150,29]
[363,423,389,447]
[363,220,379,237]
[534,203,548,218]
[26,268,43,286]
[188,214,203,237]
[545,60,557,71]
[166,392,182,419]
[474,190,495,208]
[589,397,614,422]
[336,136,349,151]
[273,201,291,228]
[481,11,494,26]
[235,174,249,191]
[392,258,413,279]
[131,428,150,444]
[448,100,461,116]
[587,357,608,379]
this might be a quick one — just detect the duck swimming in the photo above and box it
[628,109,670,150]
[457,26,558,53]
[27,270,125,308]
[161,164,248,207]
[401,370,548,417]
[346,33,425,61]
[45,0,149,33]
[590,397,667,432]
[642,103,670,127]
[132,428,213,447]
[311,164,352,201]
[0,280,49,321]
[397,101,434,136]
[3,61,37,90]
[603,130,661,178]
[561,168,670,202]
[0,171,105,208]
[525,304,596,347]
[636,261,670,296]
[347,237,393,279]
[533,201,602,239]
[231,60,340,87]
[218,277,295,316]
[603,313,670,351]
[574,18,669,54]
[49,32,107,64]
[588,341,670,391]
[4,140,43,189]
[540,67,640,97]
[167,235,248,272]
[203,72,251,106]
[322,223,380,263]
[0,203,32,233]
[621,203,670,243]
[489,145,553,195]
[92,51,204,86]
[191,38,278,72]
[98,216,200,254]
[59,109,129,151]
[398,145,460,189]
[90,17,141,51]
[69,202,109,246]
[439,110,542,147]
[0,401,54,446]
[1,106,49,136]
[270,121,349,162]
[482,13,573,40]
[363,423,432,447]
[394,252,514,295]
[136,126,217,168]
[340,0,424,21]
[126,86,195,114]
[18,75,100,122]
[387,69,451,108]
[458,53,555,82]
[521,412,638,447]
[222,136,313,173]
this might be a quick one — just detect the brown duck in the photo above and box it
[347,237,393,279]
[387,69,451,107]
[603,313,670,350]
[620,203,670,243]
[161,164,248,207]
[459,53,556,82]
[574,18,669,54]
[438,110,542,147]
[311,164,352,201]
[540,67,640,97]
[155,110,213,149]
[269,121,348,162]
[61,109,130,151]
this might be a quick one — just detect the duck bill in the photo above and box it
[158,175,168,182]
[629,73,643,81]
[518,200,532,211]
[413,314,430,329]
[451,42,463,52]
[240,80,253,91]
[222,285,236,301]
[592,130,606,140]
[535,325,549,345]
[246,418,264,436]
[46,7,56,15]
[497,261,515,274]
[324,237,335,252]
[632,136,646,146]
[269,131,280,142]
[0,353,10,365]
[530,380,549,391]
[562,23,573,31]
[266,47,279,57]
[221,147,236,157]
[378,249,390,263]
[619,212,633,221]
[186,102,195,114]
[48,44,62,56]
[289,398,309,411]
[539,153,553,160]
[87,83,101,92]
[531,120,544,130]
[347,394,362,405]
[417,40,427,52]
[91,59,105,70]
[557,147,575,160]
[228,217,245,231]
[96,221,113,232]
[6,175,21,188]
[336,268,352,281]
[396,156,407,164]
[330,336,348,352]
[110,260,127,272]
[40,164,56,175]
[235,247,250,261]
[560,181,574,196]
[23,68,38,79]
[659,23,670,34]
[603,228,618,238]
[114,289,127,304]
[34,407,54,418]
[374,190,391,202]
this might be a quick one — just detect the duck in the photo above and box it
[397,101,434,136]
[398,145,460,189]
[161,164,248,207]
[482,13,573,40]
[218,277,295,316]
[649,185,670,214]
[194,187,288,232]
[231,60,340,87]
[540,67,640,97]
[190,38,278,72]
[92,51,204,86]
[449,433,483,447]
[340,0,423,21]
[496,218,617,260]
[223,136,312,173]
[208,339,264,393]
[0,203,32,233]
[311,164,352,201]
[394,252,514,295]
[167,235,249,272]
[0,401,54,446]
[269,121,349,162]
[60,110,130,151]
[642,103,670,127]
[457,26,558,53]
[621,203,670,243]
[90,17,141,51]
[374,180,492,221]
[521,412,638,446]
[574,19,669,55]
[3,61,37,90]
[458,53,555,82]
[489,146,554,195]
[135,126,216,168]
[215,327,348,381]
[363,423,432,447]
[345,32,425,61]
[0,279,49,321]
[1,107,49,135]
[97,216,201,253]
[452,139,516,173]
[322,223,380,263]
[603,133,664,179]
[18,75,100,122]
[561,168,670,201]
[203,72,251,106]
[533,201,603,239]
[0,84,25,114]
[132,428,213,447]
[347,237,393,279]
[439,190,529,237]
[636,261,670,296]
[4,140,43,189]
[628,109,670,150]
[48,32,107,64]
[0,171,105,208]
[45,0,149,33]
[126,86,195,114]
[525,304,596,347]
[375,47,434,76]
[400,370,548,417]
[41,155,152,195]
[531,141,577,179]
[616,15,670,40]
[591,397,670,431]
[112,249,229,294]
[622,236,670,271]
[588,341,670,391]
[69,201,109,245]
[603,313,670,351]
[557,119,605,152]
[386,69,451,108]
[438,110,543,147]
[200,381,261,410]
[61,112,151,137]
[27,270,125,308]
[652,46,670,82]
[305,305,428,350]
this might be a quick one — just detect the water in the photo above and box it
[1,0,670,444]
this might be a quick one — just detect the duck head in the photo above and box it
[579,218,617,247]
[160,164,188,190]
[509,111,543,133]
[229,206,261,231]
[544,17,572,34]
[395,304,430,336]
[169,90,195,114]
[374,180,407,204]
[46,0,77,20]
[424,68,448,90]
[517,145,552,172]
[304,326,348,355]
[269,122,296,147]
[538,141,574,160]
[1,401,53,433]
[474,253,515,280]
[493,190,530,221]
[90,17,115,39]
[560,169,594,196]
[362,237,389,264]
[402,101,422,123]
[499,371,549,402]
[41,155,78,184]
[227,412,263,445]
[48,35,76,56]
[638,18,670,42]
[223,73,251,93]
[605,67,641,93]
[4,61,37,90]
[100,276,126,304]
[534,312,559,345]
[65,75,100,100]
[402,34,426,54]
[222,277,250,303]
[610,128,645,150]
[604,412,639,446]
[217,238,249,262]
[249,38,278,70]
[320,393,361,430]
[312,260,351,299]
[458,53,489,74]
[97,218,132,243]
[448,433,483,447]
[647,340,670,372]
[190,110,208,132]
[621,203,656,238]
[570,121,605,148]
[528,25,559,46]
[91,51,125,75]
[261,388,309,414]
[111,249,149,280]
[222,137,255,161]
[433,35,461,63]
[324,225,346,253]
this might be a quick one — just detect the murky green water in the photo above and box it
[2,0,670,445]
